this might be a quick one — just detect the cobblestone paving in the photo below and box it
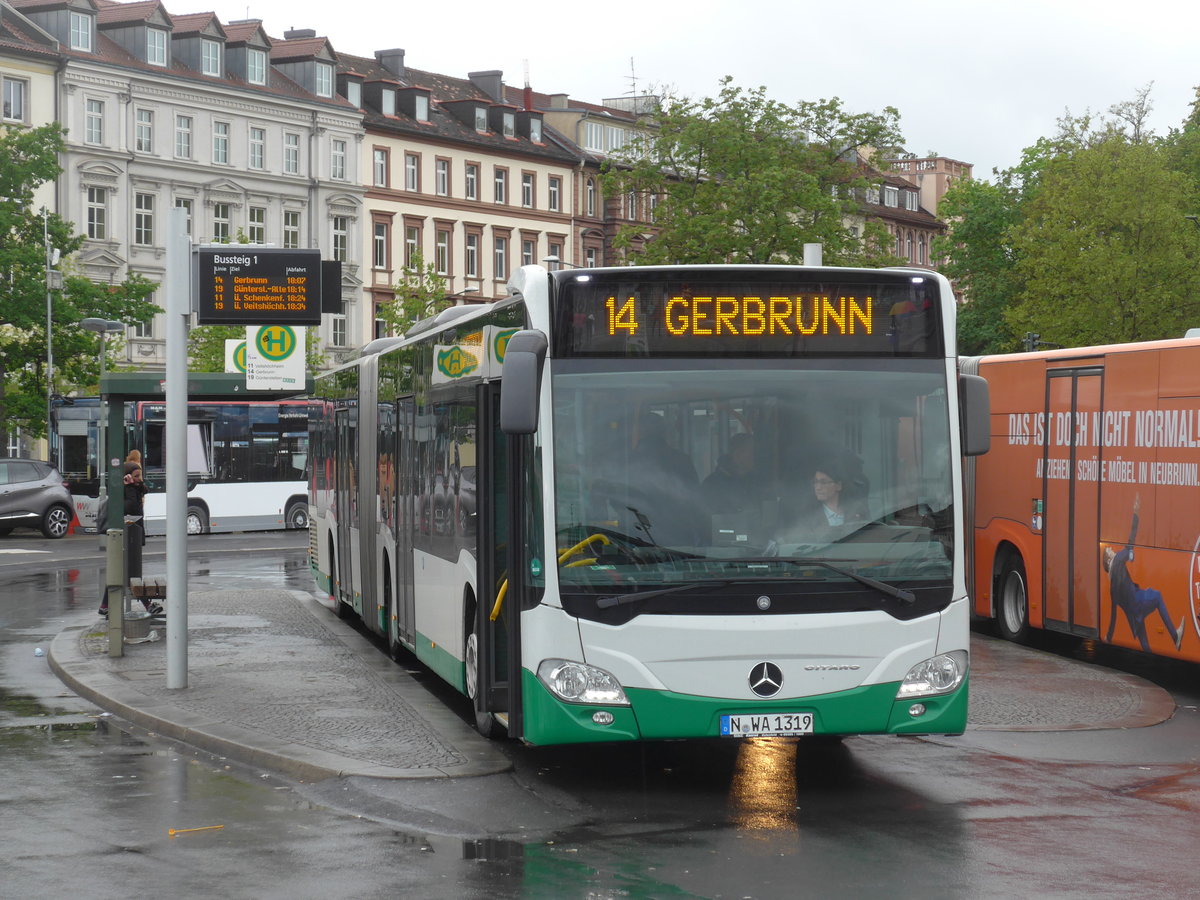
[80,590,467,770]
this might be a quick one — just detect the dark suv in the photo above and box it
[0,458,74,539]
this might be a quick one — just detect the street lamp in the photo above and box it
[44,209,61,464]
[542,254,582,270]
[81,318,125,527]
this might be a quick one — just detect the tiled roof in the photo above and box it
[96,0,164,24]
[269,35,330,61]
[0,2,59,57]
[170,11,223,36]
[222,19,267,45]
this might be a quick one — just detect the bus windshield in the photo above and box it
[550,358,954,620]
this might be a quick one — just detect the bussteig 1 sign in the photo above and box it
[196,248,322,326]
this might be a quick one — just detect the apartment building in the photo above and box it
[886,155,972,217]
[7,0,364,367]
[1,0,58,215]
[334,51,583,345]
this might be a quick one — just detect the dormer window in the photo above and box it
[147,28,167,67]
[414,94,429,121]
[201,39,222,77]
[503,112,515,138]
[70,11,93,51]
[315,62,333,97]
[474,107,487,132]
[529,118,542,143]
[346,81,361,107]
[247,48,266,85]
[381,89,395,116]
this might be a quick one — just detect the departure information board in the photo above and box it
[196,248,323,326]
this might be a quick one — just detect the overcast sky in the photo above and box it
[206,0,1197,180]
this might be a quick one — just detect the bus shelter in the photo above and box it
[97,372,313,534]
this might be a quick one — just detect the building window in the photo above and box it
[918,234,926,265]
[522,238,535,267]
[331,139,347,180]
[134,109,153,153]
[283,210,300,249]
[585,247,599,268]
[381,89,395,116]
[521,173,534,208]
[474,107,487,132]
[627,190,637,220]
[373,149,389,187]
[530,118,542,143]
[85,99,103,145]
[373,222,388,269]
[212,203,230,241]
[404,153,419,191]
[315,62,333,97]
[132,317,154,339]
[494,168,507,204]
[86,187,106,239]
[213,121,229,164]
[70,11,93,51]
[866,184,881,204]
[174,197,192,235]
[648,193,659,222]
[147,28,167,66]
[584,121,603,152]
[548,240,563,270]
[201,39,221,76]
[247,48,266,85]
[174,115,192,158]
[586,178,596,217]
[332,215,348,261]
[284,133,299,175]
[606,126,627,152]
[465,163,478,200]
[905,191,919,212]
[346,82,361,108]
[435,229,450,275]
[905,232,913,260]
[332,304,347,347]
[134,193,154,245]
[248,206,266,244]
[414,94,429,121]
[435,158,449,196]
[249,126,265,170]
[548,176,561,212]
[884,186,899,208]
[2,77,27,123]
[404,225,420,268]
[465,233,479,277]
[502,112,515,138]
[494,236,508,280]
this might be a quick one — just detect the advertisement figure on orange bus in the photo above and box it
[1103,494,1186,654]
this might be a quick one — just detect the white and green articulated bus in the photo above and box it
[308,264,990,745]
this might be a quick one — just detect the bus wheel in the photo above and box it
[285,501,309,530]
[465,604,506,740]
[186,505,209,535]
[383,563,404,662]
[997,555,1030,643]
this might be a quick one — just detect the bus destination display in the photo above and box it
[553,270,942,358]
[197,248,323,326]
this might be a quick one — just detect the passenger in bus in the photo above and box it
[702,432,758,514]
[774,461,866,544]
[1103,495,1185,654]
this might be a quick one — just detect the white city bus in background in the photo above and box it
[53,399,309,535]
[309,264,989,746]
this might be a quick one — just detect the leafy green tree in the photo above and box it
[1,123,158,441]
[601,78,906,266]
[376,251,452,336]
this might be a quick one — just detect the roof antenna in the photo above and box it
[523,58,533,111]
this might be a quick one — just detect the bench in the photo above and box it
[129,576,167,600]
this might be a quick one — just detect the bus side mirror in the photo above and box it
[959,373,990,457]
[500,330,548,435]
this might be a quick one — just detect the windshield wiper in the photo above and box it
[597,580,733,609]
[722,557,916,604]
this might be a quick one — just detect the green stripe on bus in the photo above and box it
[414,631,467,695]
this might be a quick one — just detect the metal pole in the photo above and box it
[166,206,189,689]
[44,209,52,462]
[106,527,124,658]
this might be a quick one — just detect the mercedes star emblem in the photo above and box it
[748,662,784,698]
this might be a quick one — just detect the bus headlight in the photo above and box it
[537,659,630,706]
[896,650,968,699]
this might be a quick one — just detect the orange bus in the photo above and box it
[964,337,1200,660]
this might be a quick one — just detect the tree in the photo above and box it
[601,78,906,266]
[376,251,452,336]
[0,123,159,442]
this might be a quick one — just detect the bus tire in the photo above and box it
[465,599,505,740]
[329,536,351,620]
[186,504,209,535]
[285,500,309,530]
[997,554,1030,643]
[383,558,404,662]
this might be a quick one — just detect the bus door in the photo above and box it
[1042,366,1104,637]
[334,405,357,610]
[477,382,514,731]
[395,397,416,645]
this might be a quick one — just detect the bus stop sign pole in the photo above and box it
[166,206,189,689]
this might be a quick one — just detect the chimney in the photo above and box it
[375,48,405,77]
[549,93,569,109]
[283,28,317,39]
[468,70,503,101]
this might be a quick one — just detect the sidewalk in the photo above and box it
[48,588,1177,783]
[48,588,512,782]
